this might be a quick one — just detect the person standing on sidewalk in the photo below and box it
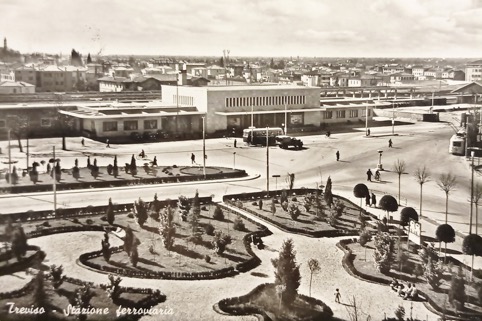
[388,139,393,148]
[234,139,237,148]
[366,169,373,182]
[336,150,340,161]
[365,193,371,207]
[106,139,110,148]
[191,153,195,164]
[371,192,377,208]
[334,288,341,303]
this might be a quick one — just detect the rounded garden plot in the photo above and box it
[179,166,223,176]
[80,203,267,279]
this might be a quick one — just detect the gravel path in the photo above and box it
[24,205,440,321]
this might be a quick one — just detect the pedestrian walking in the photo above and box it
[81,138,85,146]
[191,153,195,164]
[234,139,237,148]
[367,128,371,136]
[388,139,393,148]
[335,288,341,303]
[336,150,340,161]
[371,192,377,208]
[152,156,157,166]
[366,168,373,182]
[365,193,371,207]
[106,139,110,148]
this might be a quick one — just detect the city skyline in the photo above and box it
[2,0,482,58]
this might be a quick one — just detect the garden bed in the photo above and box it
[224,189,367,237]
[218,283,335,321]
[0,274,165,321]
[339,237,482,319]
[0,164,246,194]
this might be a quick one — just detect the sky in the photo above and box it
[2,0,482,58]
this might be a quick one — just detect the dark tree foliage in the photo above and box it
[212,230,231,254]
[6,114,29,152]
[462,234,482,256]
[87,53,92,64]
[353,183,369,199]
[379,195,399,213]
[130,154,137,176]
[32,270,47,313]
[436,224,455,244]
[29,163,39,184]
[113,155,119,177]
[324,176,333,207]
[123,226,133,256]
[178,195,191,221]
[72,166,80,181]
[190,191,200,234]
[159,205,176,250]
[130,241,139,267]
[71,48,83,66]
[106,198,115,225]
[213,205,224,220]
[10,166,19,185]
[49,264,64,289]
[101,234,111,262]
[448,266,467,309]
[74,285,94,321]
[134,198,148,227]
[271,238,301,306]
[149,193,162,221]
[399,207,418,226]
[11,226,28,261]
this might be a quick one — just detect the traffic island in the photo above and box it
[0,164,247,194]
[217,283,334,321]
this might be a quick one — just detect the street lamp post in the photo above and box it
[284,96,288,136]
[233,152,236,170]
[392,101,395,135]
[365,105,369,136]
[202,115,206,179]
[7,129,11,182]
[377,150,383,170]
[470,150,475,234]
[251,104,254,128]
[53,146,57,214]
[266,127,269,194]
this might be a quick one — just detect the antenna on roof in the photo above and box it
[223,49,230,86]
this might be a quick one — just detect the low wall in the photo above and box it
[373,109,439,122]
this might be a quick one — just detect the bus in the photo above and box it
[449,131,466,156]
[243,127,284,146]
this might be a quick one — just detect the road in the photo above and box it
[1,118,477,236]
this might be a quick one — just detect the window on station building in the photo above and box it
[103,121,118,132]
[349,110,358,118]
[144,120,157,130]
[323,111,333,119]
[336,110,345,119]
[0,120,5,128]
[124,120,138,131]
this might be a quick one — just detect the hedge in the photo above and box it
[0,245,45,275]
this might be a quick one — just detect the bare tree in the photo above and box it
[414,166,431,217]
[307,258,320,297]
[345,296,371,321]
[436,173,457,224]
[393,159,406,205]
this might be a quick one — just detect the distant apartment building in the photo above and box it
[15,65,87,92]
[390,72,415,84]
[382,64,405,74]
[465,60,482,82]
[424,68,442,79]
[206,65,225,79]
[411,66,426,79]
[301,71,320,87]
[0,81,35,94]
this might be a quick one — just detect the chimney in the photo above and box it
[178,69,187,86]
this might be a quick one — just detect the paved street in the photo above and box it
[0,116,480,320]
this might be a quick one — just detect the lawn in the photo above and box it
[234,192,368,235]
[87,204,262,274]
[345,237,482,318]
[219,283,336,321]
[0,276,164,321]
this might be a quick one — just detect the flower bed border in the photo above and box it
[0,245,45,276]
[0,167,247,194]
[337,238,481,321]
[77,203,272,280]
[223,188,360,238]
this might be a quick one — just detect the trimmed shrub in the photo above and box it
[358,230,371,247]
[204,223,215,236]
[205,255,211,263]
[233,217,246,231]
[213,206,224,220]
[85,219,94,225]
